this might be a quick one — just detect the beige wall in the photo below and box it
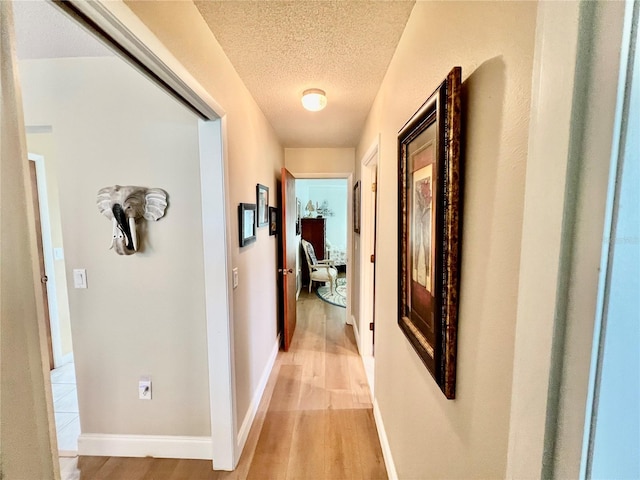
[124,1,284,436]
[20,56,212,436]
[355,2,537,478]
[27,132,73,358]
[285,147,354,175]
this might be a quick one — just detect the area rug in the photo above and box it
[316,277,347,308]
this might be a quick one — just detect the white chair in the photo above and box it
[301,239,337,293]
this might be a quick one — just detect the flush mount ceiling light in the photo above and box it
[301,88,327,112]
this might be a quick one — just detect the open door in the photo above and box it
[29,160,54,370]
[279,168,297,350]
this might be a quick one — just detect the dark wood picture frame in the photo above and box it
[256,184,269,228]
[397,67,462,399]
[239,203,257,247]
[269,206,278,236]
[353,180,361,234]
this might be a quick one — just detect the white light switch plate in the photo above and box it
[232,268,239,289]
[73,269,87,289]
[139,377,152,400]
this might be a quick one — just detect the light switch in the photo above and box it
[73,269,87,289]
[232,268,239,289]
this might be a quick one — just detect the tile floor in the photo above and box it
[50,362,80,455]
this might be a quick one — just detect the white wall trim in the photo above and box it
[373,399,398,480]
[199,119,237,471]
[236,335,280,452]
[78,434,213,460]
[358,137,379,357]
[60,352,74,366]
[351,314,361,353]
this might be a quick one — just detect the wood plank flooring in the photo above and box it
[60,290,386,479]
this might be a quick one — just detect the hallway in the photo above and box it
[60,290,386,479]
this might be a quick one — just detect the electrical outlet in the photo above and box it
[139,377,152,400]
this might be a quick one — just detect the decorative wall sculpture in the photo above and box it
[97,185,168,255]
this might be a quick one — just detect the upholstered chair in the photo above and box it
[301,239,338,293]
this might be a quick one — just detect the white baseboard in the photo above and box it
[373,399,398,480]
[78,434,213,459]
[236,334,280,452]
[352,315,362,355]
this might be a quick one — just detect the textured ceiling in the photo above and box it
[194,1,415,148]
[13,1,113,60]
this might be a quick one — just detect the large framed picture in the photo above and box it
[256,184,269,228]
[397,67,462,399]
[239,203,257,247]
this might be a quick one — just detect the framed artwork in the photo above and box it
[238,203,257,247]
[353,180,361,234]
[269,206,278,236]
[397,67,462,399]
[256,184,269,228]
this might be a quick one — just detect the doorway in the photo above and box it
[13,0,235,469]
[295,176,353,322]
[28,151,80,454]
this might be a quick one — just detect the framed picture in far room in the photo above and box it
[238,203,257,247]
[269,206,278,236]
[397,67,463,399]
[256,184,269,227]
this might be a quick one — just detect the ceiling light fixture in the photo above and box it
[301,88,327,112]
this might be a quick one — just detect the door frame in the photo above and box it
[290,172,354,325]
[506,1,630,477]
[357,138,379,391]
[51,1,237,470]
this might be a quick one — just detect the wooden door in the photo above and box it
[371,167,378,352]
[279,168,297,350]
[29,160,54,370]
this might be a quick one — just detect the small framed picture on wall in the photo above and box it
[256,184,269,228]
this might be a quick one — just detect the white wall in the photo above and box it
[20,56,211,437]
[355,2,537,477]
[285,147,354,175]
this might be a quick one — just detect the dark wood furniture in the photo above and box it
[301,217,326,288]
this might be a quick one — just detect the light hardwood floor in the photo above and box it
[60,289,386,479]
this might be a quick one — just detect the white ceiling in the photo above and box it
[194,1,415,148]
[13,1,113,60]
